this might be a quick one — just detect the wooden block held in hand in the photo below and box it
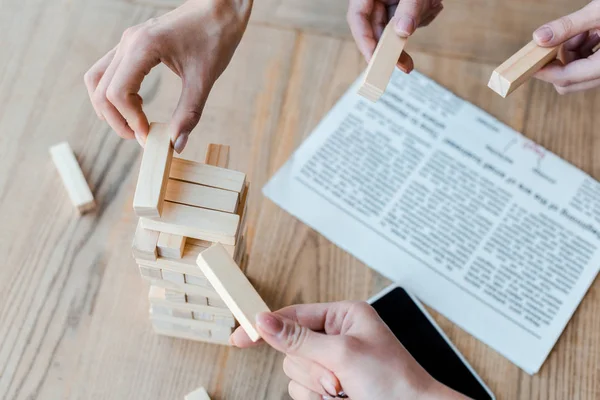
[185,387,212,400]
[49,142,95,214]
[170,158,245,193]
[204,144,230,168]
[133,123,173,217]
[132,220,159,261]
[157,232,186,259]
[358,22,408,102]
[165,179,239,213]
[196,244,270,342]
[488,41,559,97]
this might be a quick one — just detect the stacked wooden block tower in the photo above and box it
[131,123,249,345]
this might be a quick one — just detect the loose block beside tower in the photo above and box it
[358,22,408,102]
[49,142,95,214]
[489,41,559,97]
[133,123,173,217]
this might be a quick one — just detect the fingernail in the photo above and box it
[173,132,189,154]
[256,312,283,335]
[319,378,338,397]
[534,26,553,43]
[134,131,145,147]
[395,15,415,36]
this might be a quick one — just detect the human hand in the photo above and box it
[230,301,466,400]
[346,0,444,73]
[84,0,252,152]
[533,0,600,94]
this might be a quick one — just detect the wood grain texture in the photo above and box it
[0,1,598,400]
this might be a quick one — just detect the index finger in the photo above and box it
[106,50,159,141]
[347,0,378,61]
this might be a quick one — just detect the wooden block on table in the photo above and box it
[133,123,174,217]
[170,158,245,193]
[358,22,407,102]
[204,143,230,168]
[152,322,230,345]
[488,41,559,97]
[185,387,212,400]
[157,232,186,259]
[150,305,193,319]
[196,244,270,342]
[161,270,185,284]
[151,314,233,335]
[139,265,162,280]
[49,142,95,214]
[165,179,239,213]
[132,220,160,261]
[141,202,239,245]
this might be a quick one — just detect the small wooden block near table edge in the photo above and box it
[49,142,95,214]
[358,22,408,102]
[196,244,270,342]
[133,123,173,217]
[488,40,559,97]
[185,387,211,400]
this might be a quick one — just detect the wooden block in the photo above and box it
[207,297,227,308]
[170,158,245,193]
[214,315,236,328]
[139,265,162,280]
[151,305,192,319]
[185,387,212,400]
[49,142,95,214]
[488,41,559,97]
[188,239,235,256]
[149,286,232,318]
[165,179,239,213]
[184,274,211,287]
[138,244,206,276]
[204,143,230,168]
[187,294,209,305]
[133,123,173,217]
[141,202,239,245]
[358,22,407,102]
[151,277,221,300]
[161,270,185,284]
[132,220,159,261]
[152,322,231,345]
[196,244,270,342]
[157,232,186,259]
[151,314,233,336]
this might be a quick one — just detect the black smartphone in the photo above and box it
[369,286,495,400]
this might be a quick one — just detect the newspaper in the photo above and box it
[263,70,600,374]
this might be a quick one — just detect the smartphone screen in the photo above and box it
[370,287,494,400]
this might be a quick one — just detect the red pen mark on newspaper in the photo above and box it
[522,141,546,167]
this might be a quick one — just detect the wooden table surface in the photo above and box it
[1,0,599,399]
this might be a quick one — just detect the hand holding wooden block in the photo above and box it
[358,22,408,102]
[196,244,270,342]
[488,41,559,97]
[49,142,95,214]
[133,123,173,217]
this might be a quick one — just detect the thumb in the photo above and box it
[533,2,600,47]
[169,79,209,154]
[393,0,426,37]
[256,312,339,366]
